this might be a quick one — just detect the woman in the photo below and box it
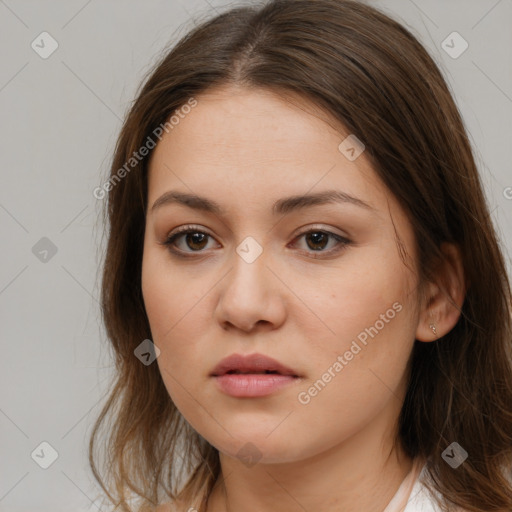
[89,1,512,511]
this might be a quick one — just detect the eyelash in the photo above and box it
[161,224,352,259]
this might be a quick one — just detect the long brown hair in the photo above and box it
[89,1,512,510]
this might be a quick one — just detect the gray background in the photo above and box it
[0,0,511,510]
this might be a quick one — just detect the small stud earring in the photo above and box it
[428,307,438,337]
[429,311,437,337]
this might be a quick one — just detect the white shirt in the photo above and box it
[383,458,458,512]
[402,466,442,512]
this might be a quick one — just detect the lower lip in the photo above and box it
[212,374,299,397]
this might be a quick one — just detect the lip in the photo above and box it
[210,353,302,398]
[213,374,299,397]
[210,353,300,377]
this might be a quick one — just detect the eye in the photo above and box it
[290,228,351,258]
[162,225,217,255]
[161,225,351,258]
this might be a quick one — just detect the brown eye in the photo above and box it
[162,226,351,259]
[292,229,351,258]
[163,228,216,254]
[304,231,329,251]
[182,232,208,251]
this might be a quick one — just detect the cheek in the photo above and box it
[141,249,206,373]
[142,245,206,334]
[291,303,415,454]
[289,248,413,345]
[288,251,417,408]
[141,260,206,417]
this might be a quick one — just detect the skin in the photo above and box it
[143,84,465,512]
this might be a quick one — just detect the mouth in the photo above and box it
[210,353,301,397]
[210,353,300,377]
[224,369,290,375]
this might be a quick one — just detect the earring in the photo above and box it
[429,312,437,337]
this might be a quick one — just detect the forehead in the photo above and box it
[147,85,382,200]
[158,86,350,155]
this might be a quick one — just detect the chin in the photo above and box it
[206,431,312,466]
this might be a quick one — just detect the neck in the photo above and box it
[206,407,414,512]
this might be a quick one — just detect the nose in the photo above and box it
[214,247,287,333]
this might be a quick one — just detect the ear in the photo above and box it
[415,242,466,342]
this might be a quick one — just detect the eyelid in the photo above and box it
[165,223,349,241]
[161,224,216,247]
[291,223,349,239]
[167,224,213,237]
[161,224,352,258]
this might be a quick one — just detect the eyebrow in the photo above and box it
[150,189,377,216]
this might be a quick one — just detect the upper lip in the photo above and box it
[210,353,300,377]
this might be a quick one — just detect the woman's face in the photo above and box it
[142,85,422,464]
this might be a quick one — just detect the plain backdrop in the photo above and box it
[0,0,511,510]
